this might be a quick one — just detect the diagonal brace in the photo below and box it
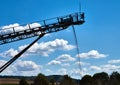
[0,33,45,73]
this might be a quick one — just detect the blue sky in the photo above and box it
[0,0,120,79]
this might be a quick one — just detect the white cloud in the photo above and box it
[0,60,42,76]
[18,44,28,51]
[1,65,17,75]
[101,64,120,72]
[42,39,75,51]
[0,23,19,34]
[1,58,120,77]
[29,23,41,28]
[75,61,90,66]
[44,69,54,75]
[77,50,108,59]
[57,68,67,75]
[47,54,75,66]
[90,66,101,71]
[70,68,89,78]
[0,60,17,75]
[45,69,53,73]
[56,54,75,62]
[69,64,120,78]
[0,39,75,58]
[47,60,61,65]
[61,63,70,67]
[108,59,120,64]
[15,60,40,71]
[28,42,54,56]
[0,48,18,58]
[45,68,68,75]
[0,60,7,67]
[89,64,120,75]
[0,23,41,35]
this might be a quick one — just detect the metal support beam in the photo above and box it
[0,12,85,45]
[0,33,45,73]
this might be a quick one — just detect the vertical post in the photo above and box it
[13,27,15,34]
[28,24,31,29]
[43,20,46,26]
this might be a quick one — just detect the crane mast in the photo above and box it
[0,12,85,73]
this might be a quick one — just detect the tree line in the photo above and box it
[80,72,120,85]
[19,72,120,85]
[19,73,76,85]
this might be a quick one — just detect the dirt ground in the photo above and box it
[0,78,33,85]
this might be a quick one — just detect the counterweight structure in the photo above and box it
[0,12,85,73]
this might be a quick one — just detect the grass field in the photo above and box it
[0,78,19,85]
[0,78,33,85]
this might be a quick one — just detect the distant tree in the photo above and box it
[109,71,120,85]
[33,73,49,85]
[60,75,75,85]
[93,72,109,85]
[19,78,29,85]
[80,75,97,85]
[50,78,55,85]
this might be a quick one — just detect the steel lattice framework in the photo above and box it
[0,12,84,45]
[0,12,85,73]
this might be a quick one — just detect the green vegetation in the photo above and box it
[1,72,120,85]
[33,73,49,85]
[80,72,120,85]
[19,78,29,85]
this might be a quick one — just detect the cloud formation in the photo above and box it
[0,60,41,76]
[15,60,40,71]
[47,60,61,65]
[75,61,90,66]
[47,54,75,67]
[101,64,120,72]
[108,59,120,64]
[28,39,74,56]
[90,66,101,71]
[0,60,7,67]
[0,23,41,35]
[27,39,75,56]
[0,39,75,58]
[0,48,18,58]
[61,63,70,67]
[70,68,89,78]
[57,68,67,75]
[56,54,75,62]
[1,58,120,78]
[77,50,108,59]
